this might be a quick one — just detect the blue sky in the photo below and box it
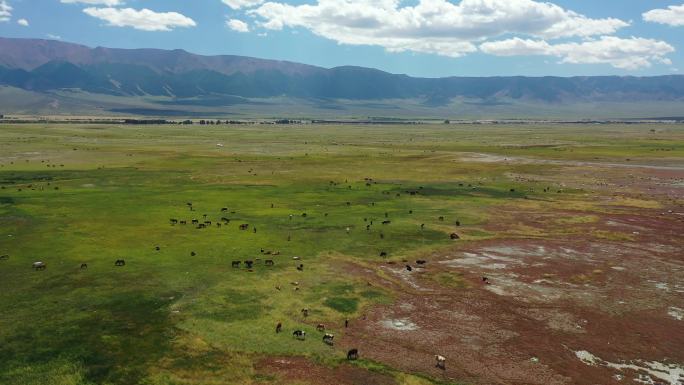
[1,0,683,77]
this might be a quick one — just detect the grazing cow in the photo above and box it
[382,220,391,225]
[0,255,8,260]
[347,349,359,360]
[297,264,304,271]
[216,223,221,228]
[197,224,206,229]
[80,263,88,269]
[170,219,178,225]
[316,324,325,332]
[276,322,282,333]
[380,251,387,257]
[155,246,160,251]
[244,260,254,269]
[191,219,199,224]
[416,260,427,265]
[191,251,196,256]
[32,261,46,270]
[406,265,413,272]
[239,224,249,230]
[265,260,274,266]
[221,217,230,223]
[293,330,306,340]
[115,259,126,267]
[439,216,445,221]
[323,333,334,345]
[301,308,309,317]
[221,207,228,212]
[435,355,446,369]
[450,233,460,240]
[180,220,187,225]
[232,261,241,268]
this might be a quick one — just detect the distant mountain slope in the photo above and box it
[0,37,684,118]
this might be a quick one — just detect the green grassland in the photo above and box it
[0,123,682,385]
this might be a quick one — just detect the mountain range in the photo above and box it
[1,37,684,119]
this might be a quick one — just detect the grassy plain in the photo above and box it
[0,123,682,385]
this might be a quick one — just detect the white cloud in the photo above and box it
[249,0,629,58]
[17,17,28,26]
[643,3,684,27]
[61,0,124,5]
[481,36,675,70]
[227,18,250,32]
[0,0,12,22]
[47,34,63,40]
[83,7,196,31]
[222,0,263,10]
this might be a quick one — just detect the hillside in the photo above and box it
[1,37,684,118]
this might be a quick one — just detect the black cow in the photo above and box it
[416,260,427,265]
[0,255,8,260]
[232,261,241,268]
[115,259,126,266]
[347,349,359,360]
[406,265,412,272]
[293,330,306,340]
[379,251,388,257]
[80,263,88,269]
[244,260,254,269]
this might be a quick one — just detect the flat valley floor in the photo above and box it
[0,123,682,385]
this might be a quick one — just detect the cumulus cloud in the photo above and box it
[643,3,684,27]
[61,0,124,5]
[17,17,28,26]
[227,18,250,32]
[0,0,12,22]
[222,0,264,9]
[249,0,629,57]
[83,7,196,31]
[481,36,675,70]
